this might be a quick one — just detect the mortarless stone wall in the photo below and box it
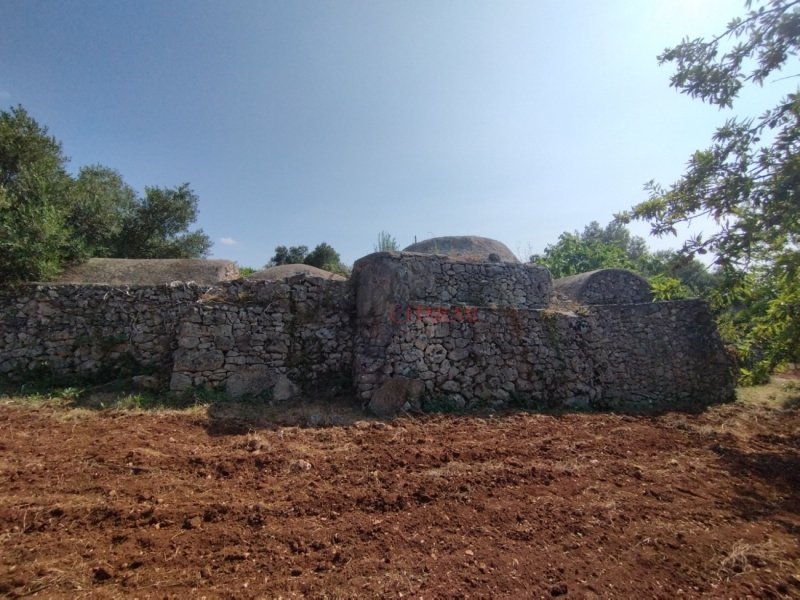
[0,283,203,382]
[0,253,735,411]
[168,277,353,397]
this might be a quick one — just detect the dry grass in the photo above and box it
[736,377,800,410]
[717,540,779,580]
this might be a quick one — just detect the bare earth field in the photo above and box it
[1,383,799,599]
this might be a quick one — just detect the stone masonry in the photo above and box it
[0,250,736,412]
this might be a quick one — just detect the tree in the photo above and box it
[0,106,76,282]
[620,0,799,268]
[532,220,717,300]
[530,221,650,278]
[270,245,309,265]
[268,242,350,275]
[531,230,630,278]
[619,0,800,379]
[374,230,399,252]
[111,184,211,259]
[304,242,346,274]
[0,105,213,281]
[67,165,136,257]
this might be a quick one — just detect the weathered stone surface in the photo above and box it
[52,258,239,285]
[169,372,192,392]
[225,366,275,398]
[272,374,299,402]
[368,377,425,418]
[247,264,346,282]
[173,349,224,372]
[0,253,734,413]
[352,252,552,320]
[132,375,160,390]
[403,236,519,263]
[554,269,652,305]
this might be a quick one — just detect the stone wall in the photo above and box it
[554,269,653,305]
[352,300,734,411]
[353,252,553,319]
[0,277,353,397]
[354,304,603,407]
[169,278,353,397]
[351,254,734,412]
[591,301,734,408]
[0,255,736,412]
[0,283,203,382]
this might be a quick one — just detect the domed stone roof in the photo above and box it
[402,236,519,263]
[247,263,346,281]
[553,269,652,305]
[52,258,239,285]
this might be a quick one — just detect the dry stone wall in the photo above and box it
[0,283,203,382]
[355,305,603,408]
[591,301,734,408]
[353,252,553,321]
[351,253,734,412]
[0,252,735,412]
[169,278,353,396]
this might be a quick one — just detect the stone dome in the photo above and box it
[553,269,652,305]
[402,236,519,263]
[247,264,346,281]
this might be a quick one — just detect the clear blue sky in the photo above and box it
[1,0,792,267]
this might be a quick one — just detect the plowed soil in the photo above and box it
[1,394,799,599]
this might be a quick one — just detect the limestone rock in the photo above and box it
[403,236,519,263]
[132,375,161,391]
[368,377,425,418]
[553,269,652,305]
[169,372,192,392]
[247,264,346,282]
[225,366,274,399]
[272,374,299,402]
[51,257,238,285]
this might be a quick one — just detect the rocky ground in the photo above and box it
[0,382,798,599]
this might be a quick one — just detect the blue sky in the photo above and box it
[1,0,793,267]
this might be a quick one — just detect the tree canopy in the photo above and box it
[531,220,717,300]
[0,106,76,282]
[0,106,211,282]
[619,0,799,270]
[269,242,349,276]
[619,0,800,380]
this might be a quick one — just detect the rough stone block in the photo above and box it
[368,377,425,419]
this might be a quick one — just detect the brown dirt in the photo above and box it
[1,396,799,599]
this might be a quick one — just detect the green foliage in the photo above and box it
[67,165,136,257]
[304,242,341,270]
[421,394,465,414]
[620,0,800,269]
[271,245,309,265]
[619,0,800,381]
[0,106,78,282]
[112,184,211,258]
[532,220,714,297]
[713,264,800,384]
[237,265,256,277]
[648,275,692,301]
[0,105,212,282]
[374,230,399,252]
[269,242,350,276]
[530,227,632,278]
